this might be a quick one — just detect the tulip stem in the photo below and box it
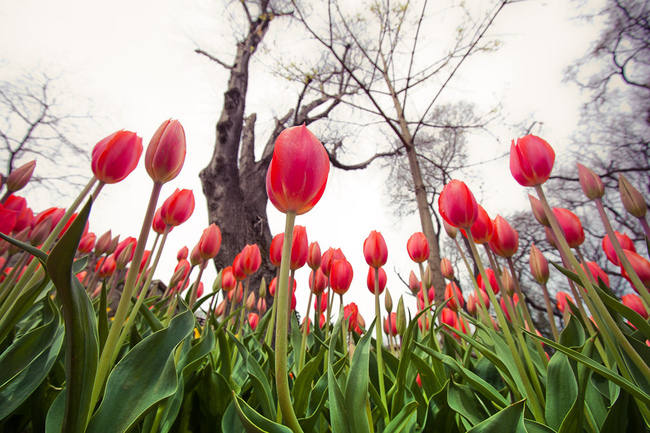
[298,286,314,372]
[373,270,389,425]
[274,210,303,433]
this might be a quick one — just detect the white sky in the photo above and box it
[0,0,603,324]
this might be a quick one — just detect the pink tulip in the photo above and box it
[91,130,143,184]
[509,134,555,187]
[406,232,429,263]
[161,189,195,227]
[438,179,479,229]
[145,119,186,183]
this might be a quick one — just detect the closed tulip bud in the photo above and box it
[406,232,429,263]
[321,247,345,277]
[396,296,406,335]
[170,259,190,288]
[556,291,574,314]
[257,298,267,315]
[161,189,195,227]
[528,194,549,226]
[309,268,328,294]
[248,313,259,331]
[444,282,464,311]
[215,300,227,317]
[29,217,52,246]
[408,270,420,295]
[383,312,398,337]
[266,124,330,215]
[190,243,203,267]
[115,241,135,269]
[152,208,169,234]
[385,288,393,313]
[363,230,388,269]
[367,266,387,294]
[240,244,262,276]
[94,230,112,256]
[509,134,555,187]
[291,225,308,270]
[269,233,284,267]
[602,231,635,266]
[438,179,479,229]
[97,255,116,279]
[198,223,222,261]
[422,264,434,290]
[501,269,515,297]
[77,232,96,254]
[246,291,256,311]
[307,241,321,270]
[621,293,648,320]
[108,235,120,256]
[619,174,647,218]
[177,246,189,261]
[552,207,585,248]
[212,270,222,293]
[6,160,36,192]
[467,290,490,316]
[145,119,186,183]
[577,163,605,199]
[343,303,359,332]
[221,266,236,292]
[8,227,29,254]
[440,258,454,280]
[330,259,353,295]
[529,244,549,284]
[91,130,143,184]
[489,215,519,258]
[258,277,267,298]
[462,205,493,244]
[443,220,457,239]
[196,282,205,299]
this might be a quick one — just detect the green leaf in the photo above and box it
[328,317,350,433]
[0,231,48,264]
[466,400,526,433]
[345,320,373,433]
[383,401,418,433]
[231,391,293,433]
[98,282,108,353]
[447,379,490,427]
[423,381,458,433]
[86,301,194,433]
[0,296,63,421]
[46,198,98,433]
[246,348,276,419]
[545,353,578,430]
[292,347,325,417]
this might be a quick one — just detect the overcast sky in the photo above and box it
[0,0,604,322]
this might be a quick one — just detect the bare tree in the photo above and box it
[291,0,512,301]
[0,74,89,195]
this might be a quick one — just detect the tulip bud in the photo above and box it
[438,180,479,229]
[257,298,267,315]
[161,189,195,227]
[78,232,96,254]
[529,244,549,285]
[152,208,168,235]
[444,282,464,311]
[422,264,434,290]
[509,134,555,187]
[307,241,321,270]
[440,258,454,280]
[443,220,457,238]
[221,266,236,292]
[385,288,393,313]
[246,292,256,311]
[501,269,515,297]
[396,296,406,335]
[269,233,284,267]
[115,241,134,269]
[291,225,308,270]
[198,223,222,261]
[619,174,647,218]
[489,215,519,258]
[363,230,388,269]
[258,277,267,298]
[408,270,420,295]
[215,300,226,317]
[621,293,648,320]
[528,194,549,226]
[190,243,203,267]
[177,246,189,261]
[6,160,36,192]
[406,232,429,263]
[91,130,143,184]
[108,235,120,256]
[577,163,605,199]
[8,227,29,255]
[145,119,186,184]
[553,207,585,248]
[29,217,52,246]
[367,266,387,294]
[248,312,259,331]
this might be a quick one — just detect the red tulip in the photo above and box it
[528,194,549,226]
[438,180,479,229]
[441,308,458,329]
[462,205,493,244]
[552,208,585,248]
[232,253,247,281]
[307,241,321,270]
[581,261,610,287]
[266,124,330,215]
[33,207,65,230]
[177,246,189,261]
[408,270,420,295]
[343,302,360,333]
[241,244,261,276]
[529,244,549,285]
[28,217,50,246]
[257,298,267,315]
[161,189,195,227]
[500,294,519,322]
[621,293,648,320]
[291,225,308,270]
[477,268,499,294]
[509,134,555,187]
[467,290,490,316]
[489,215,519,258]
[94,230,113,256]
[309,268,328,294]
[416,287,436,310]
[321,247,345,277]
[444,282,464,311]
[440,258,454,280]
[196,282,205,299]
[78,232,96,254]
[314,291,328,312]
[269,233,284,267]
[406,232,429,263]
[221,266,236,292]
[6,160,36,192]
[114,237,137,265]
[330,259,353,295]
[91,130,143,184]
[620,250,650,290]
[556,291,574,314]
[170,259,191,288]
[198,223,222,260]
[367,266,387,295]
[145,119,186,183]
[152,208,169,234]
[0,204,17,235]
[96,255,116,278]
[190,243,203,267]
[269,276,297,297]
[4,195,31,233]
[384,312,398,337]
[363,230,388,269]
[602,231,636,266]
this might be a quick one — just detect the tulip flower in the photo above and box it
[467,290,490,316]
[440,258,454,280]
[290,225,308,270]
[509,134,555,187]
[161,189,195,227]
[221,266,236,292]
[408,270,420,295]
[577,163,605,199]
[190,243,203,267]
[309,268,328,294]
[170,259,191,288]
[78,232,96,254]
[94,230,113,256]
[529,244,549,285]
[602,231,636,266]
[441,307,459,329]
[257,298,267,315]
[145,119,186,184]
[620,250,650,289]
[444,282,464,311]
[321,247,345,277]
[343,302,361,333]
[33,207,65,231]
[177,246,188,261]
[114,237,137,265]
[0,204,17,235]
[307,241,321,270]
[406,232,429,263]
[247,312,259,330]
[552,207,585,248]
[501,269,515,296]
[330,259,353,295]
[477,268,499,294]
[581,261,610,287]
[556,291,574,314]
[367,266,387,294]
[618,174,647,218]
[438,180,479,229]
[96,255,117,279]
[528,194,549,226]
[416,287,436,310]
[489,215,519,258]
[198,223,221,261]
[151,208,168,235]
[268,276,297,297]
[621,293,648,320]
[462,205,493,244]
[384,312,398,337]
[269,233,284,267]
[6,160,36,192]
[364,230,388,269]
[266,124,330,215]
[501,293,520,322]
[240,244,261,276]
[91,130,143,184]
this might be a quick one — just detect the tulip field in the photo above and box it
[1,122,650,433]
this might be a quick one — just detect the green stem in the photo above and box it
[373,267,389,424]
[274,211,303,433]
[539,282,560,341]
[298,287,314,372]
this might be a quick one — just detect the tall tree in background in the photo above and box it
[292,0,511,301]
[197,0,350,283]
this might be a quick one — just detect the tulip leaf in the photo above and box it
[465,400,526,433]
[86,301,194,433]
[46,198,98,433]
[292,346,325,417]
[246,348,276,420]
[424,381,458,433]
[0,277,52,344]
[328,317,350,433]
[447,379,490,427]
[0,296,63,421]
[98,282,108,353]
[0,231,48,264]
[545,352,578,430]
[383,401,418,433]
[345,319,373,433]
[231,391,293,433]
[130,295,164,333]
